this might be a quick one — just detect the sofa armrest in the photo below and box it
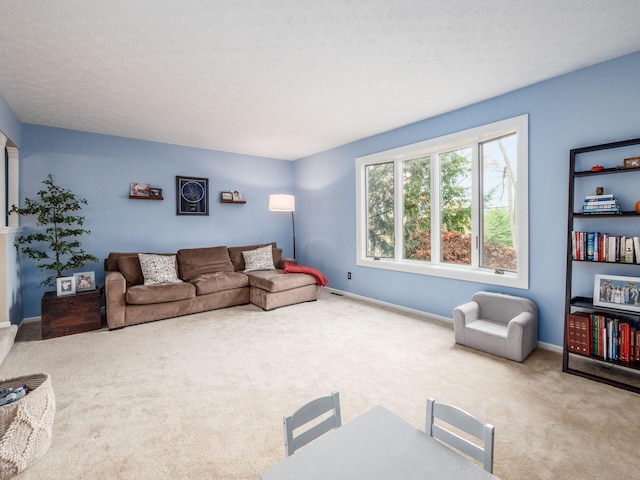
[453,300,479,345]
[277,257,298,268]
[105,270,127,330]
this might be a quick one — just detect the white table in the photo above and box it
[260,405,499,480]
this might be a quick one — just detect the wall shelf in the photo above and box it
[129,196,163,200]
[220,199,246,204]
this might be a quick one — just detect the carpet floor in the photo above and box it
[1,289,639,479]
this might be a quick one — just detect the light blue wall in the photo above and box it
[294,50,640,347]
[18,126,295,317]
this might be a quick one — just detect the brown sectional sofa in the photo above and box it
[104,242,318,330]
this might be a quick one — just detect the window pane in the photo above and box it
[403,156,431,261]
[480,134,518,271]
[440,148,472,265]
[365,162,394,258]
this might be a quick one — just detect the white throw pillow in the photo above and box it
[138,254,182,285]
[242,245,276,272]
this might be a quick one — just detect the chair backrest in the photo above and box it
[426,398,495,473]
[472,291,537,325]
[283,392,341,457]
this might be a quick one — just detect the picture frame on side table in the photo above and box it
[176,176,209,215]
[593,274,640,313]
[74,271,96,292]
[56,276,76,296]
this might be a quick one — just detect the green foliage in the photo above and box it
[484,208,513,248]
[366,163,395,257]
[9,174,98,286]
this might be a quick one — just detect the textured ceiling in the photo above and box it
[1,1,640,160]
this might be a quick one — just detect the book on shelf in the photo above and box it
[571,231,638,263]
[584,193,615,200]
[569,311,640,363]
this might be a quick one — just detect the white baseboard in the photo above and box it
[324,287,561,352]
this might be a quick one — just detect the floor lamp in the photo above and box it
[268,194,296,258]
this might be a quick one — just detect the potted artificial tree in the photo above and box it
[10,174,101,339]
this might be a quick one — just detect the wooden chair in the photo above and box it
[426,398,495,473]
[283,392,341,457]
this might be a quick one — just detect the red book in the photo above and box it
[567,312,591,355]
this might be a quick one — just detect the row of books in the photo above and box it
[571,231,640,263]
[567,311,640,363]
[582,193,620,214]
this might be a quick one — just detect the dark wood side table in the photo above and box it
[40,287,103,340]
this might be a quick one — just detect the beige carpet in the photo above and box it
[1,290,639,480]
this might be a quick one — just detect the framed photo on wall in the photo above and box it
[593,274,640,313]
[176,176,209,215]
[74,271,96,292]
[56,276,76,296]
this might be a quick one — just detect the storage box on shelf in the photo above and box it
[564,137,640,393]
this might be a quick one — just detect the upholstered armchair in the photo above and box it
[453,291,538,362]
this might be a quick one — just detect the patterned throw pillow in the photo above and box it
[138,254,182,285]
[242,245,276,272]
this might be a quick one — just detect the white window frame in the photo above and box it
[355,114,528,289]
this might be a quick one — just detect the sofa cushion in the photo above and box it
[138,254,182,285]
[177,246,234,281]
[228,242,282,271]
[126,282,196,305]
[246,269,317,293]
[106,252,139,272]
[190,271,249,295]
[118,255,144,287]
[242,245,276,272]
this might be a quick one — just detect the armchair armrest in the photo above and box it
[105,270,127,330]
[453,300,479,344]
[506,312,538,361]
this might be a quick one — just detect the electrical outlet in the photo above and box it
[347,272,351,280]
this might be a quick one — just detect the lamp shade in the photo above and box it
[268,194,295,212]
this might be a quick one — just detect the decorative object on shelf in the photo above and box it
[636,200,640,214]
[220,191,247,204]
[9,174,99,288]
[149,188,163,198]
[591,164,604,172]
[176,176,209,215]
[595,186,604,195]
[74,271,96,292]
[593,274,640,313]
[623,156,640,169]
[129,182,150,197]
[56,276,75,296]
[269,194,296,258]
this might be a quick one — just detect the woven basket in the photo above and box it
[0,373,55,479]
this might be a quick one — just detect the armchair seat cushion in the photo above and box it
[453,291,538,362]
[465,319,508,338]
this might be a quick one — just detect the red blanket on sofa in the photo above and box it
[284,262,328,287]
